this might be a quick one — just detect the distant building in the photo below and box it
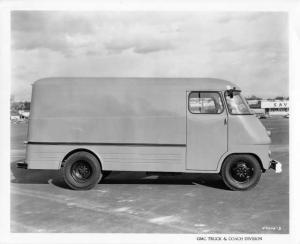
[247,100,260,106]
[247,99,289,116]
[10,110,30,121]
[261,100,289,116]
[10,111,20,121]
[19,110,30,119]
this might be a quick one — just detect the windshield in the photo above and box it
[225,91,252,115]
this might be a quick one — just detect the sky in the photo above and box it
[11,11,288,101]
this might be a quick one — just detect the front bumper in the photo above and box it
[269,159,282,173]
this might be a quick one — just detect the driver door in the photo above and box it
[186,91,228,171]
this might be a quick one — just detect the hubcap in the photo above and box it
[230,161,254,183]
[71,161,92,182]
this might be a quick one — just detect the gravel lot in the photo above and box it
[10,117,289,233]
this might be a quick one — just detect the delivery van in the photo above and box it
[18,77,282,190]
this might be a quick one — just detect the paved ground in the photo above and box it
[10,117,289,233]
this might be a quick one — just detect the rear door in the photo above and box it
[186,91,228,171]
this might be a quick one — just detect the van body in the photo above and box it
[21,77,281,190]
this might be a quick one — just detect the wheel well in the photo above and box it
[222,153,265,173]
[61,148,101,169]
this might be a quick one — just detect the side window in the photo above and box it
[189,92,223,114]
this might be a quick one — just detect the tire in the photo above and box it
[221,154,262,191]
[63,151,102,190]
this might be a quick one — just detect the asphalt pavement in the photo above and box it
[10,117,289,233]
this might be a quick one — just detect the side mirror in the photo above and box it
[227,90,234,98]
[227,87,238,98]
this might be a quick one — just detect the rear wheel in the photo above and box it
[221,154,262,191]
[63,151,102,190]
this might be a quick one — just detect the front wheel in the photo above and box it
[221,154,262,191]
[63,151,102,190]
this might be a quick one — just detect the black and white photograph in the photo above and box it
[1,1,300,243]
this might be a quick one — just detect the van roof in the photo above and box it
[34,77,240,91]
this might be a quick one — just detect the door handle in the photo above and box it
[224,117,228,125]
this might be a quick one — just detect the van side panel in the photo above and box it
[26,144,186,172]
[28,81,186,145]
[26,143,269,172]
[29,117,186,145]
